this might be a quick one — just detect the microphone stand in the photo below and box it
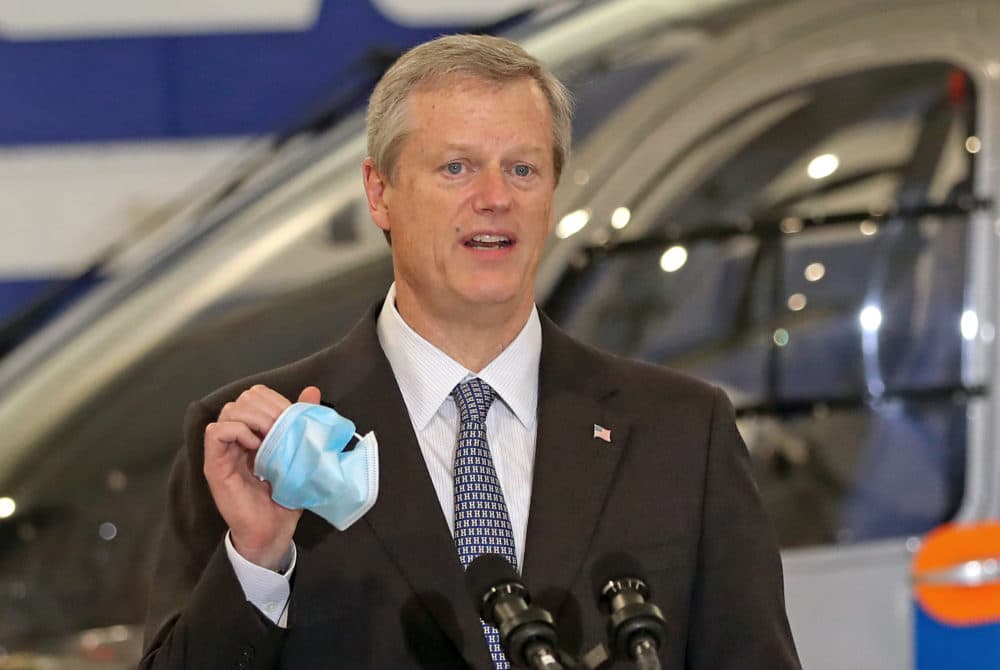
[631,638,661,670]
[485,581,566,670]
[600,576,667,670]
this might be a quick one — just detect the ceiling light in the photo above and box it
[807,153,839,180]
[787,293,807,311]
[659,245,688,272]
[961,310,979,340]
[611,207,631,230]
[804,262,825,282]
[859,305,882,332]
[555,209,590,239]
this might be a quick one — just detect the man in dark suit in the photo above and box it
[141,34,800,669]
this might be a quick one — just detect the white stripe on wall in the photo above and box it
[0,0,321,39]
[0,139,249,274]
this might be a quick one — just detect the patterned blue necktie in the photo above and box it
[452,378,518,670]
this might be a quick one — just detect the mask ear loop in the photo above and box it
[343,431,366,451]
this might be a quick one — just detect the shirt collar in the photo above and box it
[376,283,541,431]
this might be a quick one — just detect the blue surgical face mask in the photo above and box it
[254,402,379,531]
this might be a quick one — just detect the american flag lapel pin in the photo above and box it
[593,424,612,443]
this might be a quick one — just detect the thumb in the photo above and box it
[298,385,321,404]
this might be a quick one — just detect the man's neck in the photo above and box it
[393,289,533,373]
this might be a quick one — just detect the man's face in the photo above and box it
[364,75,556,323]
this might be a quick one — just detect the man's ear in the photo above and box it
[362,157,391,234]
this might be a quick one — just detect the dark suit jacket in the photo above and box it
[141,306,800,669]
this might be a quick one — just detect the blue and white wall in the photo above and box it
[0,0,540,321]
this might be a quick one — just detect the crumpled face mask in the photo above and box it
[254,402,379,530]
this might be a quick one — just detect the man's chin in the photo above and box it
[455,284,531,313]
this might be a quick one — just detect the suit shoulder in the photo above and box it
[193,304,382,415]
[571,335,721,405]
[541,314,723,410]
[610,353,717,399]
[196,343,339,414]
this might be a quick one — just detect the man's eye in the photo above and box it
[513,164,533,177]
[445,162,464,175]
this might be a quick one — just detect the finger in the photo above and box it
[204,420,263,454]
[218,404,279,437]
[239,385,292,416]
[220,396,280,427]
[298,385,322,404]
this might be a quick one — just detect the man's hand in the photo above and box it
[203,384,322,571]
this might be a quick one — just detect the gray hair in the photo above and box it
[366,33,573,182]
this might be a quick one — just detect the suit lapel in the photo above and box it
[316,308,492,668]
[522,316,632,626]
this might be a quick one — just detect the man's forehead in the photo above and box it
[406,75,550,125]
[406,87,553,152]
[386,72,555,172]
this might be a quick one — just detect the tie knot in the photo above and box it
[452,378,496,424]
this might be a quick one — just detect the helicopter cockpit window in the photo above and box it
[547,62,982,548]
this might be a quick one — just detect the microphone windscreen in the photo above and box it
[590,551,646,603]
[464,553,520,605]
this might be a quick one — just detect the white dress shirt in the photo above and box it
[227,283,541,625]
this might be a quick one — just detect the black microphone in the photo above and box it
[592,553,667,670]
[465,553,565,669]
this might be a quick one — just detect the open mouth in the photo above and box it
[464,233,514,249]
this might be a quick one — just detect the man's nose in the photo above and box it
[472,166,513,214]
